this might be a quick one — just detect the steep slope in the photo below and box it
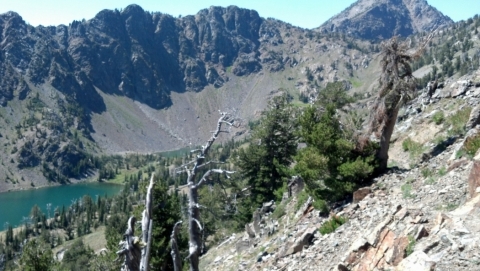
[200,16,480,271]
[317,0,453,40]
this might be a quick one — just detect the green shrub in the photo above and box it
[273,181,288,203]
[463,133,480,157]
[446,106,472,136]
[432,111,445,125]
[319,215,347,235]
[312,199,329,215]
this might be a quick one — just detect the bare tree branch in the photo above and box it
[170,111,238,271]
[117,174,156,271]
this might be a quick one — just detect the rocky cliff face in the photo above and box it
[317,0,453,40]
[0,5,268,110]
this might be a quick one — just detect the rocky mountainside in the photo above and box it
[200,67,480,271]
[199,15,480,270]
[0,4,384,190]
[0,5,267,110]
[317,0,453,40]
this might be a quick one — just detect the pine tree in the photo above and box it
[19,238,54,271]
[149,178,184,271]
[236,93,297,224]
[295,98,377,208]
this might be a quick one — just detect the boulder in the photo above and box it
[245,223,256,239]
[353,187,371,203]
[395,251,436,271]
[281,227,316,256]
[466,105,480,130]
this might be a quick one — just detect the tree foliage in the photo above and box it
[149,178,185,271]
[235,94,298,224]
[295,83,377,209]
[59,239,94,271]
[19,238,54,271]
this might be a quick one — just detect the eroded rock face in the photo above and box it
[316,0,453,40]
[0,5,265,110]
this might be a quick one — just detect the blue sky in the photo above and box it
[0,0,478,29]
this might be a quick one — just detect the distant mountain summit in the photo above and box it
[316,0,453,40]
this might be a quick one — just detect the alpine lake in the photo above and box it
[0,182,123,228]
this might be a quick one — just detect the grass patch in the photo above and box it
[432,135,446,146]
[432,111,445,125]
[401,183,414,199]
[421,168,433,178]
[402,137,426,161]
[445,203,458,211]
[319,215,347,235]
[405,235,416,256]
[445,106,472,136]
[295,191,309,211]
[438,166,447,176]
[349,78,363,88]
[425,177,436,185]
[272,202,286,219]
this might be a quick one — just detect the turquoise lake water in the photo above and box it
[0,182,123,228]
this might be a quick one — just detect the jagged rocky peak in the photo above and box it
[316,0,453,40]
[0,5,268,111]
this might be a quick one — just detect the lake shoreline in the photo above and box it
[0,181,124,227]
[0,176,123,194]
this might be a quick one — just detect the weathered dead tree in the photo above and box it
[171,112,237,271]
[368,35,432,171]
[117,174,155,271]
[170,221,183,271]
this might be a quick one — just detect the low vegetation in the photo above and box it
[445,106,472,136]
[319,215,347,235]
[432,111,445,125]
[463,132,480,157]
[405,235,416,256]
[402,137,426,162]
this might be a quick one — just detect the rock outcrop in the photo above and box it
[0,5,267,110]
